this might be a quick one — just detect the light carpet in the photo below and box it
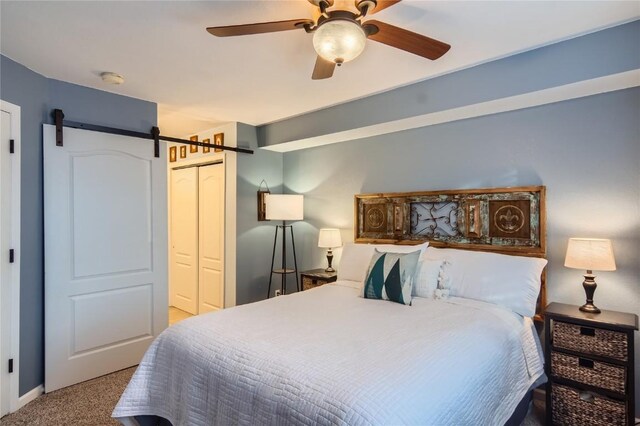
[0,367,135,426]
[1,366,544,425]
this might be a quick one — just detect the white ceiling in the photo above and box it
[1,1,638,136]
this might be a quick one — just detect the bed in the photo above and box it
[113,186,548,425]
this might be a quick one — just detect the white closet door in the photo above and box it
[198,164,224,313]
[43,124,167,393]
[170,167,199,314]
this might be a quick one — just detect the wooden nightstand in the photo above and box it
[300,269,337,291]
[544,302,638,426]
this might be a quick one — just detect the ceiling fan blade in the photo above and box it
[363,20,450,60]
[312,56,336,80]
[370,0,401,14]
[207,19,313,37]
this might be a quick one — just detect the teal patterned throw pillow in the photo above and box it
[363,249,421,305]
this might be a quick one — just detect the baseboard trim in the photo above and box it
[17,385,44,410]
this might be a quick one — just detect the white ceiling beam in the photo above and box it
[261,69,640,153]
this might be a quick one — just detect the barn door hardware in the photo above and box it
[54,109,64,147]
[151,126,160,158]
[52,109,254,156]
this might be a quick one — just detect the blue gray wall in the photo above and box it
[259,20,640,147]
[259,21,640,414]
[0,54,157,396]
[284,87,640,417]
[0,55,49,397]
[236,123,284,304]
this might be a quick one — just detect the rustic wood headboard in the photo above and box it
[354,185,547,321]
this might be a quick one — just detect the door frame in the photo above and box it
[0,100,21,413]
[168,153,226,312]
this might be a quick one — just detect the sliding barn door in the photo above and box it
[198,164,224,313]
[170,167,198,315]
[43,124,167,392]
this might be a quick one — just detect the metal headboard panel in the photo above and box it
[354,185,547,320]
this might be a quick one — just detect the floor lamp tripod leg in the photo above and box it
[281,222,287,295]
[267,225,278,299]
[291,225,300,292]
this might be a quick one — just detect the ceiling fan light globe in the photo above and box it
[313,19,366,64]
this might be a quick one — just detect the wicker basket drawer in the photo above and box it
[302,276,322,291]
[551,351,626,393]
[551,384,626,426]
[553,321,628,361]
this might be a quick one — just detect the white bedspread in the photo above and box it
[113,282,544,426]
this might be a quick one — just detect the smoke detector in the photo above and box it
[100,72,124,85]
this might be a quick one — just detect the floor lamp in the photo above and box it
[266,194,304,298]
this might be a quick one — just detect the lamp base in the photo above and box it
[579,272,601,314]
[325,249,335,273]
[579,303,601,314]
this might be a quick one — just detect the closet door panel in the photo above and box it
[198,164,224,314]
[170,167,198,315]
[201,268,222,311]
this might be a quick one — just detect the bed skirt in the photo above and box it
[120,388,538,426]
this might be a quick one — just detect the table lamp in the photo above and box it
[318,228,342,272]
[564,238,616,314]
[265,194,304,298]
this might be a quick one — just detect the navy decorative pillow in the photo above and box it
[362,249,421,305]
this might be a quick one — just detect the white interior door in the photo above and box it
[0,101,20,415]
[44,124,167,392]
[170,167,198,314]
[0,110,11,415]
[198,164,224,313]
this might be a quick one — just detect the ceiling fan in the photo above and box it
[206,0,450,80]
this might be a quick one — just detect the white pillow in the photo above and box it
[413,259,445,298]
[337,243,376,283]
[423,247,547,317]
[372,242,429,257]
[337,242,430,284]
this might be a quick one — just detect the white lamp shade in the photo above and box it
[265,194,304,221]
[564,238,616,271]
[312,19,367,64]
[318,228,342,248]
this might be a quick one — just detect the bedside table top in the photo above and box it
[301,269,337,279]
[546,302,638,331]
